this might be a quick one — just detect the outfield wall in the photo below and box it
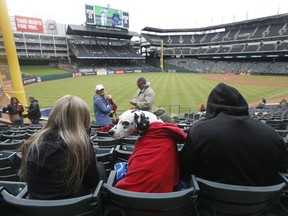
[21,66,194,86]
[22,68,160,85]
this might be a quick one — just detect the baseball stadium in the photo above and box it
[0,0,288,215]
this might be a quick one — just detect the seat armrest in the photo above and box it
[278,172,288,184]
[189,175,200,196]
[278,172,288,193]
[92,180,103,200]
[16,186,28,198]
[106,170,116,186]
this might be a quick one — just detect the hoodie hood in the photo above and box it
[206,83,248,119]
[143,82,150,90]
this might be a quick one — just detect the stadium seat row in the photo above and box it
[0,171,288,216]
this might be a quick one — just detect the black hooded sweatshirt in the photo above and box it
[179,83,288,186]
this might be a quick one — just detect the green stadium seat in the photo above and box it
[1,180,103,216]
[0,139,25,151]
[103,170,199,216]
[92,136,118,148]
[114,145,133,163]
[96,148,114,176]
[195,173,288,216]
[0,151,20,181]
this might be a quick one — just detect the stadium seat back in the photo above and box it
[0,181,26,196]
[0,151,20,177]
[92,137,118,148]
[195,174,288,216]
[114,145,133,163]
[103,170,199,216]
[96,148,114,176]
[2,133,28,141]
[0,139,25,151]
[1,180,103,216]
[0,151,20,181]
[265,119,284,130]
[119,135,138,145]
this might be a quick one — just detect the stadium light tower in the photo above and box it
[0,0,27,108]
[160,40,164,72]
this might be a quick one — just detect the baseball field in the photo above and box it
[23,71,288,117]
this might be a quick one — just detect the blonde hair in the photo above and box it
[20,95,92,195]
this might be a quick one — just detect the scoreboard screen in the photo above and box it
[85,4,129,29]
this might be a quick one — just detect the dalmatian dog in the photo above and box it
[108,109,163,139]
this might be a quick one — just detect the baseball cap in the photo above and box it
[95,84,104,91]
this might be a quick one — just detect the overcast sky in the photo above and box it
[6,0,288,33]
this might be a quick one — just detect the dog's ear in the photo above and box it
[134,112,150,136]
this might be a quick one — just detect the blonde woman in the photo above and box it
[20,95,99,199]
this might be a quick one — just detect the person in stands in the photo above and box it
[130,77,155,112]
[179,83,288,186]
[93,84,115,127]
[152,107,175,123]
[3,97,24,127]
[27,96,41,125]
[199,103,206,112]
[20,95,99,199]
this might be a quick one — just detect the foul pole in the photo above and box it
[0,0,27,106]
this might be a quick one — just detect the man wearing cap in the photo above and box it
[130,77,155,112]
[93,84,113,126]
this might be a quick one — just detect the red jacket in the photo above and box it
[116,122,186,193]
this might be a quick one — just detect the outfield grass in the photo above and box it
[24,73,288,118]
[21,67,70,76]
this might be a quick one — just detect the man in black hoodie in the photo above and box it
[179,83,288,186]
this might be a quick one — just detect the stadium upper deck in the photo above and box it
[141,13,288,60]
[66,24,144,60]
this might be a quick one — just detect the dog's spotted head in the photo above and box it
[109,110,158,139]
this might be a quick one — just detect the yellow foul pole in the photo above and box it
[0,0,27,106]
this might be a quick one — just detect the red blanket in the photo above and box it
[115,122,186,193]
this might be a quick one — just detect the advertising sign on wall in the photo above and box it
[15,16,43,33]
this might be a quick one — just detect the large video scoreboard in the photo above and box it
[85,4,129,29]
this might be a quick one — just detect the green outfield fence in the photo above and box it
[40,73,73,82]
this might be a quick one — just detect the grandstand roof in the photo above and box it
[66,24,139,39]
[141,13,288,33]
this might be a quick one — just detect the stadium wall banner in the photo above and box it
[73,73,82,77]
[134,70,142,73]
[125,70,133,73]
[96,69,108,76]
[15,16,43,33]
[115,70,124,74]
[167,69,176,73]
[79,68,94,73]
[82,72,97,76]
[22,77,38,85]
[107,70,115,75]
